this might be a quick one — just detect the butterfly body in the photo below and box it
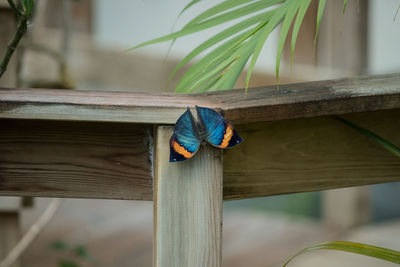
[170,106,243,162]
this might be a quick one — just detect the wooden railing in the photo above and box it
[1,73,400,266]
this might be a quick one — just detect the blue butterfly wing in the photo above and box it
[196,106,243,148]
[170,108,200,162]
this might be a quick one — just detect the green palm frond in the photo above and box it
[283,241,400,266]
[129,0,333,93]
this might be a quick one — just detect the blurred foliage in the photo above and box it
[51,241,93,267]
[224,192,321,219]
[0,0,34,79]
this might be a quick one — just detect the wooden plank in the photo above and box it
[213,73,400,124]
[0,108,399,200]
[223,109,400,200]
[1,73,400,124]
[0,89,217,124]
[0,119,153,200]
[154,126,223,267]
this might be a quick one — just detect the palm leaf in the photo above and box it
[314,0,327,44]
[275,0,301,79]
[128,0,282,51]
[169,10,273,80]
[283,241,400,266]
[179,0,202,16]
[245,1,289,90]
[174,29,252,92]
[333,116,400,157]
[291,0,312,63]
[184,0,257,28]
[131,0,317,93]
[343,0,348,13]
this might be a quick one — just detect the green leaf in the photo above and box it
[205,40,256,91]
[291,0,312,63]
[245,2,288,91]
[177,51,238,93]
[169,9,274,80]
[216,45,254,90]
[59,260,79,267]
[173,28,252,92]
[394,4,400,21]
[342,0,348,14]
[283,241,400,266]
[128,0,281,51]
[275,0,301,79]
[333,116,400,157]
[197,74,223,93]
[20,0,34,18]
[314,0,327,44]
[184,0,255,28]
[74,245,90,259]
[52,240,71,250]
[179,0,202,16]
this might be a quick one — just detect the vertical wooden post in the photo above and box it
[154,126,223,267]
[318,0,370,228]
[317,0,368,76]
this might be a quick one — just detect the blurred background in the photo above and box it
[0,0,400,266]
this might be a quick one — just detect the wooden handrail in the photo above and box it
[1,73,399,124]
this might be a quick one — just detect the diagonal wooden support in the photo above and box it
[154,126,223,267]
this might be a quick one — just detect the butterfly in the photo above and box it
[170,106,243,162]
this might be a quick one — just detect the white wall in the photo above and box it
[93,0,278,71]
[94,1,400,75]
[368,0,400,74]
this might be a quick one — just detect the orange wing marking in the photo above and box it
[219,125,233,148]
[172,140,194,158]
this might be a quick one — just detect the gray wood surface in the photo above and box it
[154,126,223,267]
[0,109,399,200]
[1,73,399,124]
[0,120,153,200]
[223,109,400,199]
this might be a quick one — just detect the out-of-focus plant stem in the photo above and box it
[0,0,30,79]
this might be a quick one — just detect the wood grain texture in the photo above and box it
[223,109,400,200]
[211,73,400,124]
[0,119,153,200]
[154,126,223,267]
[0,109,399,200]
[1,73,400,124]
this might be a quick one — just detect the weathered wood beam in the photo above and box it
[0,108,399,200]
[1,73,400,124]
[223,109,400,200]
[0,119,153,200]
